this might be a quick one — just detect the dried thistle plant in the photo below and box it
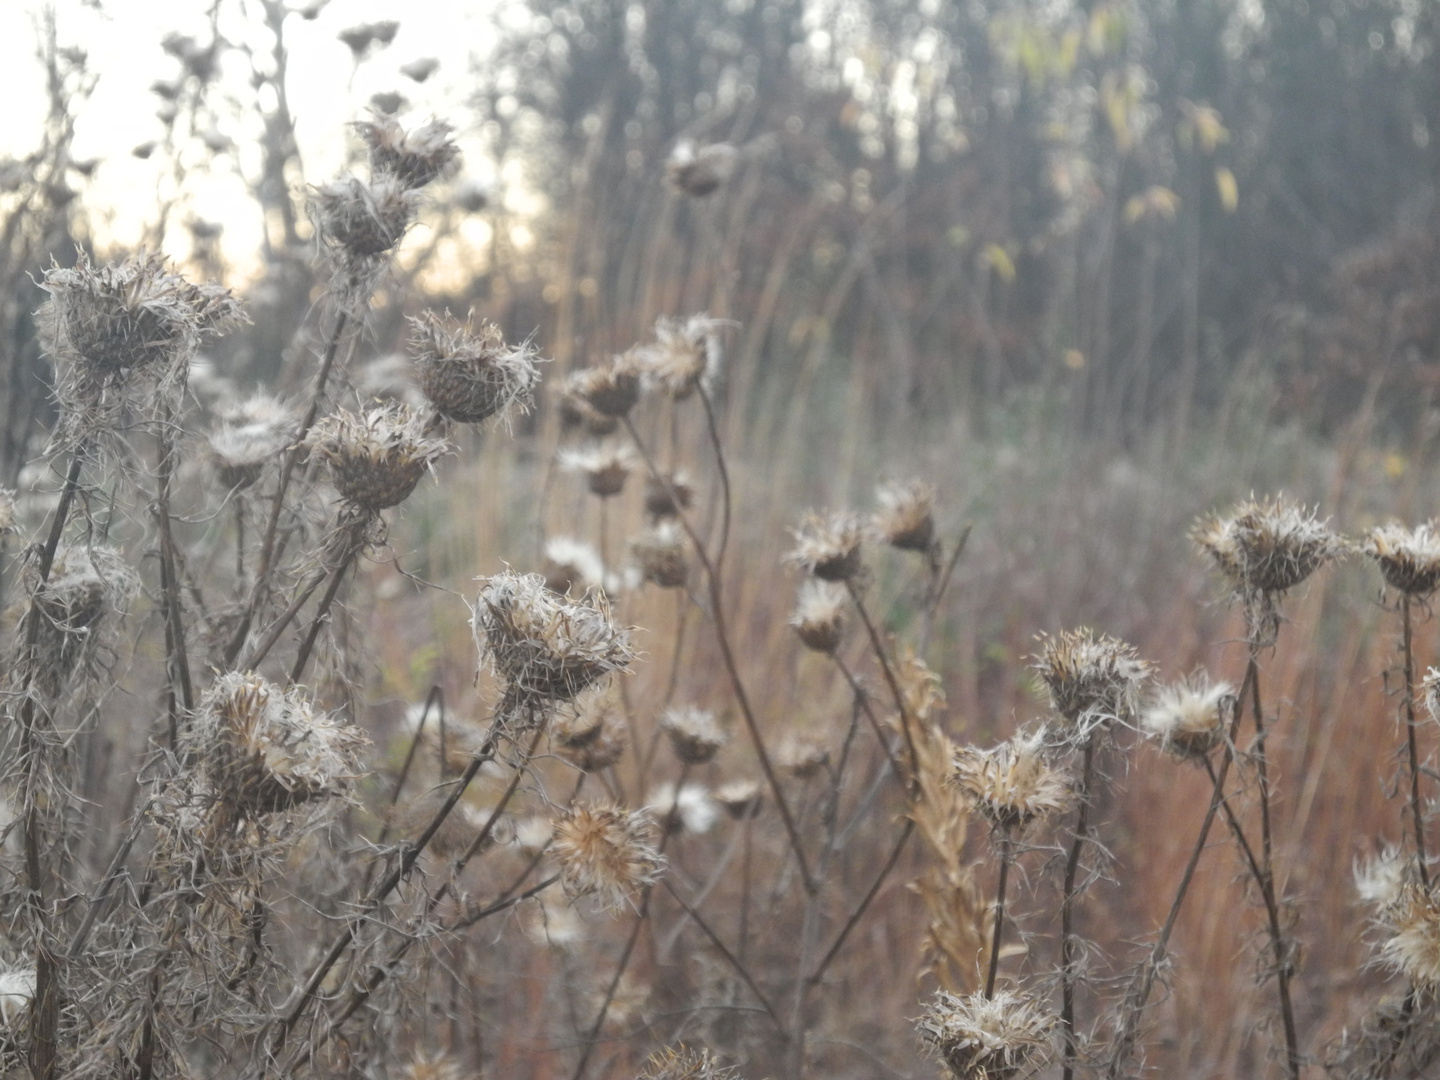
[952,729,1071,831]
[565,352,644,420]
[408,309,541,426]
[24,543,140,697]
[306,402,451,511]
[541,536,608,595]
[553,691,626,772]
[1365,521,1440,597]
[639,1045,741,1080]
[630,522,688,588]
[659,705,728,765]
[559,385,620,437]
[871,479,937,553]
[916,988,1055,1080]
[356,115,460,189]
[206,393,297,490]
[1033,627,1150,737]
[639,314,727,400]
[560,441,635,498]
[1375,881,1440,987]
[313,174,419,259]
[1140,673,1234,762]
[1193,494,1345,606]
[787,511,864,582]
[551,802,664,911]
[644,470,694,520]
[665,141,737,198]
[790,579,847,654]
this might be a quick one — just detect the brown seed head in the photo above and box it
[713,779,763,819]
[660,705,728,765]
[559,387,620,437]
[665,141,738,198]
[1365,521,1440,597]
[1192,495,1344,598]
[787,511,864,582]
[644,471,695,519]
[554,692,627,772]
[777,734,830,778]
[566,352,644,419]
[551,802,664,911]
[640,314,727,399]
[356,115,460,189]
[790,579,847,654]
[639,1045,741,1080]
[916,988,1055,1080]
[313,174,418,257]
[1140,674,1233,762]
[951,729,1071,831]
[28,544,140,696]
[1033,628,1150,734]
[560,441,635,498]
[541,536,607,595]
[1378,881,1440,987]
[307,402,451,511]
[871,479,937,553]
[207,394,297,490]
[630,522,688,588]
[408,309,541,425]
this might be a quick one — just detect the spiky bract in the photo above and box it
[1193,495,1344,599]
[313,175,418,258]
[357,115,460,189]
[306,402,450,511]
[1033,628,1149,734]
[551,803,663,910]
[408,309,541,425]
[917,988,1055,1080]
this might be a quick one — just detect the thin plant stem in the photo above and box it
[697,385,732,572]
[807,818,914,985]
[287,517,371,685]
[1061,733,1098,1080]
[985,827,1013,999]
[1402,596,1430,886]
[845,581,920,794]
[661,878,783,1028]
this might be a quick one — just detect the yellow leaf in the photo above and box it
[983,243,1016,283]
[1215,166,1238,212]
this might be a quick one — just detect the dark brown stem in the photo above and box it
[807,818,914,985]
[1403,596,1430,886]
[845,581,921,795]
[661,878,783,1027]
[985,828,1013,999]
[1061,734,1098,1080]
[697,385,732,572]
[154,411,194,732]
[287,516,370,685]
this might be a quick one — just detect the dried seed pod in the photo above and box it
[559,387,620,437]
[776,734,829,778]
[554,693,626,772]
[357,115,459,189]
[871,479,936,553]
[559,441,635,498]
[659,706,728,765]
[1365,521,1440,597]
[1140,674,1233,762]
[644,471,694,519]
[639,314,727,400]
[206,394,297,490]
[787,511,864,582]
[408,309,541,425]
[713,779,762,819]
[665,141,737,198]
[916,988,1055,1080]
[1033,628,1150,735]
[312,174,418,257]
[630,522,687,588]
[541,536,607,595]
[790,580,847,654]
[306,402,451,511]
[551,802,664,910]
[952,729,1071,831]
[566,352,644,419]
[1192,494,1345,599]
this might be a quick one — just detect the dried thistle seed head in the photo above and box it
[916,988,1055,1080]
[554,692,626,772]
[1365,521,1440,597]
[313,174,419,257]
[787,511,864,582]
[0,969,35,1027]
[790,579,847,654]
[566,352,644,419]
[640,314,727,399]
[639,1045,742,1080]
[872,479,937,553]
[551,802,664,910]
[41,251,243,375]
[660,705,728,765]
[306,402,451,510]
[1192,495,1344,598]
[714,779,762,818]
[356,115,460,189]
[648,782,719,834]
[951,729,1071,831]
[207,394,297,490]
[559,441,635,498]
[408,309,541,425]
[630,522,688,588]
[30,544,140,695]
[1140,674,1233,762]
[1377,881,1440,987]
[400,1053,463,1080]
[1033,628,1150,733]
[665,140,738,198]
[559,386,620,437]
[644,471,695,519]
[1356,844,1411,910]
[191,672,369,816]
[777,734,830,778]
[542,536,607,595]
[474,571,635,702]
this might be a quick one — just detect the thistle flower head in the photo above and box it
[1356,844,1411,911]
[1192,495,1344,599]
[1033,628,1150,735]
[777,734,830,777]
[313,174,419,258]
[559,441,635,498]
[640,314,727,400]
[553,692,626,772]
[665,141,737,198]
[407,309,541,425]
[644,471,695,519]
[206,394,297,490]
[660,705,728,765]
[565,352,644,419]
[871,479,937,553]
[951,729,1071,831]
[29,544,141,697]
[41,252,243,377]
[474,570,635,702]
[306,402,451,511]
[714,779,763,818]
[790,579,848,654]
[916,988,1055,1080]
[1376,881,1440,987]
[787,511,864,582]
[356,115,460,189]
[190,672,369,816]
[1365,521,1440,597]
[542,536,607,595]
[630,522,688,588]
[1140,673,1234,762]
[639,1045,741,1080]
[559,386,620,437]
[551,802,664,910]
[648,782,720,834]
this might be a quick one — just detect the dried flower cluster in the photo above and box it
[306,402,451,511]
[566,352,644,420]
[357,115,460,189]
[916,988,1055,1080]
[560,441,635,497]
[630,522,688,588]
[474,571,634,703]
[1193,495,1344,599]
[639,314,726,400]
[871,479,937,553]
[660,706,728,765]
[790,579,847,653]
[207,394,297,490]
[408,309,541,425]
[788,511,864,582]
[551,803,664,910]
[1365,521,1440,597]
[665,141,737,197]
[1140,674,1233,761]
[952,730,1071,830]
[1033,628,1149,734]
[638,1045,741,1080]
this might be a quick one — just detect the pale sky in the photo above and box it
[0,0,506,280]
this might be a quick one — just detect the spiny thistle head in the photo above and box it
[640,314,727,400]
[542,536,607,595]
[644,471,695,520]
[313,174,419,258]
[565,352,644,419]
[1356,844,1411,911]
[1192,495,1344,599]
[1365,521,1440,597]
[399,1053,463,1080]
[777,733,830,778]
[407,309,541,425]
[553,691,626,772]
[474,571,635,702]
[551,802,664,911]
[29,544,140,696]
[42,252,242,376]
[871,479,937,553]
[648,782,720,834]
[639,1045,741,1080]
[630,522,688,589]
[559,441,635,498]
[660,705,728,765]
[951,729,1071,831]
[665,140,737,198]
[1376,881,1440,987]
[790,579,847,654]
[207,394,297,490]
[787,511,864,582]
[559,385,620,437]
[306,402,451,511]
[916,988,1055,1080]
[356,115,460,189]
[190,672,369,816]
[1140,673,1234,762]
[714,779,762,818]
[1033,628,1150,735]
